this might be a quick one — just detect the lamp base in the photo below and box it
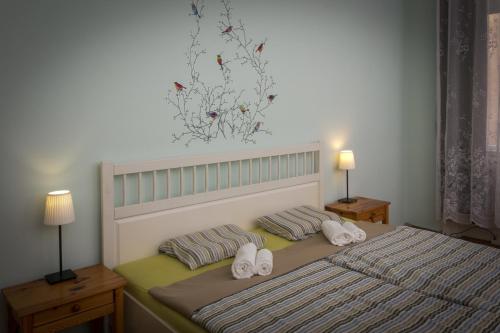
[45,269,77,285]
[338,198,358,204]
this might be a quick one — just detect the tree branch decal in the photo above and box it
[167,0,277,146]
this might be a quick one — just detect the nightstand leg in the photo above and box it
[90,317,104,333]
[7,305,17,333]
[113,287,124,333]
[19,315,33,333]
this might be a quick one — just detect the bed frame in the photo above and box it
[101,142,324,332]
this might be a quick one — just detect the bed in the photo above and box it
[101,142,500,333]
[114,227,292,333]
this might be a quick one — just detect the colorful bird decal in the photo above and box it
[254,121,262,133]
[207,111,218,120]
[191,2,201,18]
[239,105,248,113]
[267,94,277,103]
[174,82,186,91]
[217,54,223,70]
[256,42,265,53]
[222,26,233,34]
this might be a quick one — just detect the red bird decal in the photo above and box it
[174,82,186,91]
[256,43,264,53]
[217,55,223,70]
[222,26,233,34]
[267,94,277,103]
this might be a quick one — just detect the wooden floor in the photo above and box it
[404,223,500,249]
[461,236,500,249]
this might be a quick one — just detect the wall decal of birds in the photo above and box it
[222,26,233,34]
[174,82,186,91]
[239,105,248,113]
[191,2,201,18]
[217,54,223,70]
[207,111,218,120]
[168,0,277,146]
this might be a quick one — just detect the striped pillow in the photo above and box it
[159,224,265,270]
[257,206,342,240]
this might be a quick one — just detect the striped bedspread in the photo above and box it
[329,226,500,314]
[192,259,500,332]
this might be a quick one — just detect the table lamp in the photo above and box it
[338,150,357,203]
[44,190,77,284]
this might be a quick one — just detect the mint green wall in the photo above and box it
[401,0,437,229]
[0,0,436,330]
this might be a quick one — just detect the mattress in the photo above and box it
[114,227,293,333]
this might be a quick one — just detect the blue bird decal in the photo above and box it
[191,2,201,18]
[207,111,218,120]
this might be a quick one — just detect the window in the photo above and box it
[487,13,500,151]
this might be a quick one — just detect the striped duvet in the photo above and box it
[329,226,500,314]
[192,259,500,332]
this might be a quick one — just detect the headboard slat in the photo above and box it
[153,171,157,201]
[166,169,171,199]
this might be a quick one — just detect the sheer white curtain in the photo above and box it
[437,0,500,231]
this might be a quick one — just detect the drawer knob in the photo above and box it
[71,304,81,312]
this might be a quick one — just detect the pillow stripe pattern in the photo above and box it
[257,205,342,240]
[159,224,265,270]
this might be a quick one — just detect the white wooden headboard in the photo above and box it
[101,142,324,268]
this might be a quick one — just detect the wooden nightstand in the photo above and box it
[2,264,126,333]
[325,196,391,224]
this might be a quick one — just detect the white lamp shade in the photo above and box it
[44,190,75,226]
[339,150,356,170]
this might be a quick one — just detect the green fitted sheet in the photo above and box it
[114,227,293,333]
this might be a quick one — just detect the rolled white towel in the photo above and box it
[231,242,257,279]
[255,249,273,276]
[342,221,366,242]
[322,220,354,246]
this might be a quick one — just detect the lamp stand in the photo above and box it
[45,225,77,284]
[339,170,357,204]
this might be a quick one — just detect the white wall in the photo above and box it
[0,0,436,331]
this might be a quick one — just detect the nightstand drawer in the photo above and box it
[337,211,357,220]
[33,291,113,326]
[359,207,385,222]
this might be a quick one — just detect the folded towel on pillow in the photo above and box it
[342,221,366,242]
[255,249,273,276]
[321,220,353,246]
[231,243,257,279]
